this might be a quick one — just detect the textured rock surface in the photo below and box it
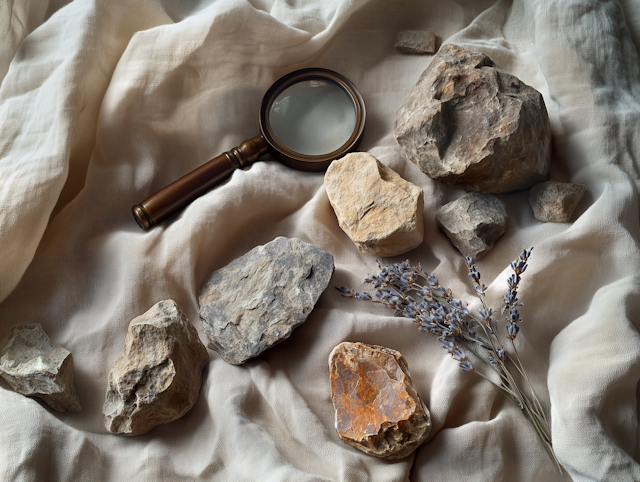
[395,43,551,193]
[436,192,507,260]
[395,30,436,54]
[199,237,334,365]
[529,181,587,222]
[329,342,431,459]
[103,300,208,436]
[0,324,81,412]
[324,152,424,257]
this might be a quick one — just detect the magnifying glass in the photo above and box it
[132,68,366,230]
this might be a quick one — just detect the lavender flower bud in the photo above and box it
[468,266,481,283]
[451,347,466,361]
[479,308,493,321]
[506,322,520,339]
[335,286,354,297]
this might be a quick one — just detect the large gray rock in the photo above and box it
[199,237,334,365]
[324,152,424,257]
[103,300,208,436]
[436,192,507,260]
[329,342,431,459]
[529,181,587,222]
[395,43,551,193]
[0,324,81,412]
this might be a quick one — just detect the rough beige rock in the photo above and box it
[529,181,587,222]
[329,342,431,459]
[395,43,551,193]
[324,152,424,257]
[395,30,436,54]
[0,324,81,412]
[103,300,208,436]
[436,192,507,260]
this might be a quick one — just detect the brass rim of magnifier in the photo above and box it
[259,68,366,172]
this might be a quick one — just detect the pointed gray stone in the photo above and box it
[198,237,334,365]
[103,300,208,436]
[436,192,507,260]
[0,324,81,412]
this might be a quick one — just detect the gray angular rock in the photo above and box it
[199,237,334,365]
[529,181,587,223]
[329,342,431,459]
[324,152,424,257]
[0,324,81,412]
[395,43,551,193]
[395,30,436,54]
[436,192,507,260]
[103,300,208,436]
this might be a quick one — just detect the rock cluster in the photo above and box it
[436,192,507,260]
[199,237,334,365]
[395,43,551,193]
[529,181,586,222]
[324,152,424,257]
[103,300,208,436]
[329,342,431,459]
[0,324,81,412]
[395,30,436,54]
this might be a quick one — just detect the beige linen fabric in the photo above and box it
[1,0,639,480]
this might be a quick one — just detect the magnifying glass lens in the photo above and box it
[268,80,357,156]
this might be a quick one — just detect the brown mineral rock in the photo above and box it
[395,30,436,54]
[103,300,208,436]
[329,342,431,459]
[324,152,424,257]
[529,181,587,222]
[0,324,81,412]
[395,43,551,193]
[436,192,507,260]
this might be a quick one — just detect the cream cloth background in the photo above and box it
[1,0,639,480]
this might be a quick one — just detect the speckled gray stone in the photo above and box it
[198,237,334,365]
[395,44,551,193]
[395,30,436,54]
[529,181,587,222]
[0,324,81,412]
[436,192,507,260]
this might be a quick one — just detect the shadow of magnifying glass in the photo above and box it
[132,68,366,231]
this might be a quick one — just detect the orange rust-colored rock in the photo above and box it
[329,342,431,459]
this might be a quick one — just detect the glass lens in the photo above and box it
[268,79,357,156]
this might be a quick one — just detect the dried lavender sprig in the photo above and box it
[486,249,549,426]
[465,250,554,457]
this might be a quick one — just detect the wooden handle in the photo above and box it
[132,136,269,230]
